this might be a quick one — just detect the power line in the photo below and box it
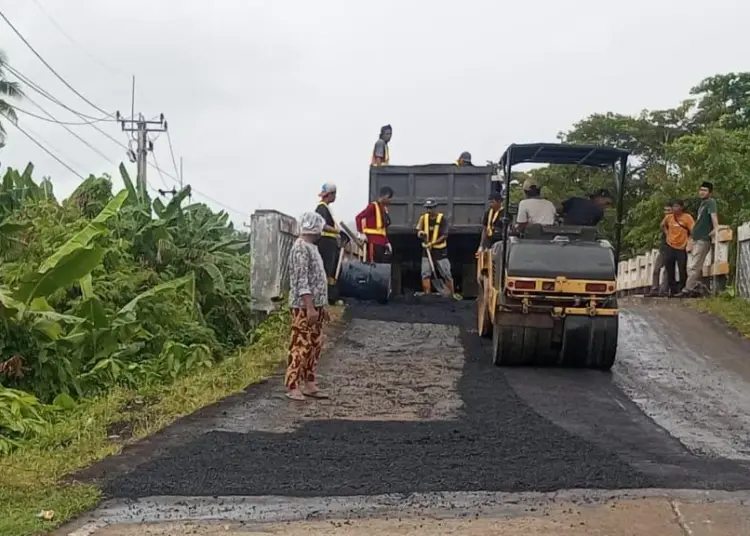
[7,66,127,157]
[0,8,113,117]
[5,63,110,121]
[18,92,117,166]
[10,104,114,125]
[150,150,170,190]
[29,0,126,77]
[20,121,88,172]
[1,112,85,180]
[165,130,181,182]
[5,59,245,217]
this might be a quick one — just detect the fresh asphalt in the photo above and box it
[80,298,750,501]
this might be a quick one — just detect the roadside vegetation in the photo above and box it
[0,163,295,535]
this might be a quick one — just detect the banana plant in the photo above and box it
[66,273,196,384]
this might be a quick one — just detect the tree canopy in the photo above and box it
[523,72,750,258]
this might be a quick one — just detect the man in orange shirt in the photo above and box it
[660,199,694,296]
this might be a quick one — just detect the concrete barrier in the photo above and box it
[249,210,363,312]
[617,225,733,294]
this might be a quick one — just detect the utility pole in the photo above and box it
[117,111,167,200]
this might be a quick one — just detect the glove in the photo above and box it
[359,233,368,243]
[386,243,393,254]
[422,241,430,249]
[417,230,426,238]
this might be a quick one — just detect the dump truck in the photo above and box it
[368,164,499,298]
[476,143,629,370]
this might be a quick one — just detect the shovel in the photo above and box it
[424,246,451,297]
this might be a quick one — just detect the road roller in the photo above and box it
[476,142,629,370]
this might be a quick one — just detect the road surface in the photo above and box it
[61,297,750,535]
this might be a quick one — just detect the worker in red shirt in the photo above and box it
[355,186,393,263]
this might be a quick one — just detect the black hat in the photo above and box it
[459,151,472,161]
[488,191,503,201]
[591,188,612,199]
[423,198,438,208]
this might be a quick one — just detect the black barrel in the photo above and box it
[338,260,391,303]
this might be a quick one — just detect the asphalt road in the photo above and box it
[74,296,750,506]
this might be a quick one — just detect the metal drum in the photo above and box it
[337,260,392,303]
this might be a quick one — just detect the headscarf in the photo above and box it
[299,211,325,236]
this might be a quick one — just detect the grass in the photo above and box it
[689,294,750,338]
[0,306,344,536]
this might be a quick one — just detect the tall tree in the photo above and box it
[0,49,24,148]
[689,72,750,131]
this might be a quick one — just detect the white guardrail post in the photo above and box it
[737,222,750,299]
[617,225,734,295]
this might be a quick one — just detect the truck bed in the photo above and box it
[370,164,495,234]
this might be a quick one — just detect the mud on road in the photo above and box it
[68,296,750,532]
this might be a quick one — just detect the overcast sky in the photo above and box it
[1,0,748,225]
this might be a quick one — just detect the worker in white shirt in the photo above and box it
[515,178,557,232]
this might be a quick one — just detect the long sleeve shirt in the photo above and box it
[288,238,328,308]
[355,201,390,246]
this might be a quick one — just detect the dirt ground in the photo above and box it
[76,497,750,535]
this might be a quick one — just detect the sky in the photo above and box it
[1,0,749,226]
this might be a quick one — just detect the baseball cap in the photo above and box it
[522,178,540,190]
[319,182,337,197]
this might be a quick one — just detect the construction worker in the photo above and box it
[355,186,393,263]
[315,182,342,304]
[416,199,461,300]
[371,125,392,167]
[479,191,504,250]
[515,178,557,232]
[455,151,474,167]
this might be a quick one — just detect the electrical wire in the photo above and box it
[7,66,127,157]
[165,130,181,181]
[1,112,85,180]
[17,92,117,166]
[10,104,114,125]
[29,0,126,77]
[20,121,88,172]
[0,8,113,117]
[150,150,170,190]
[4,63,110,121]
[4,51,245,217]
